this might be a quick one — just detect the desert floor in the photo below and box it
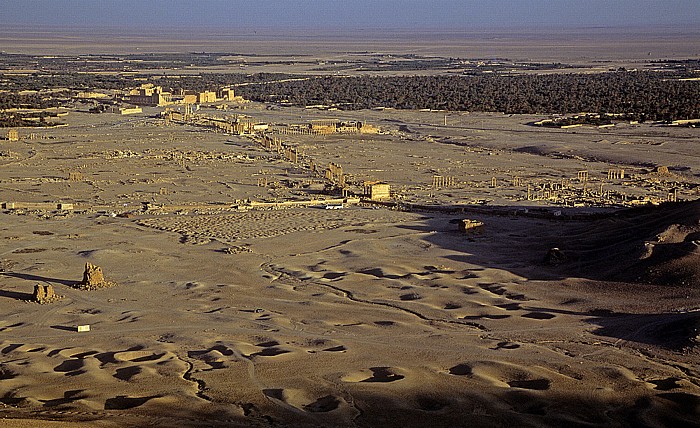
[0,99,699,427]
[2,26,700,71]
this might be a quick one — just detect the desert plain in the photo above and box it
[0,29,700,427]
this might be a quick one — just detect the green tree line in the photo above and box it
[233,72,700,121]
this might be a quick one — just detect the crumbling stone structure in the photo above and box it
[77,262,114,290]
[668,188,678,202]
[284,147,299,163]
[32,284,62,304]
[326,162,345,186]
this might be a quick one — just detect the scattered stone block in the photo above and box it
[544,248,568,265]
[459,219,484,233]
[222,245,252,254]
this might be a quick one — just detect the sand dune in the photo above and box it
[2,199,699,426]
[1,107,699,426]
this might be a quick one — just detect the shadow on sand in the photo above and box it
[393,200,700,350]
[50,325,78,332]
[1,272,77,287]
[2,385,696,428]
[398,199,700,287]
[0,289,34,301]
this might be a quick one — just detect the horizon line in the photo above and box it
[2,23,699,34]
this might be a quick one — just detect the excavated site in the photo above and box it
[1,31,700,426]
[1,100,698,427]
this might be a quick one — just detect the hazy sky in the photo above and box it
[2,0,700,30]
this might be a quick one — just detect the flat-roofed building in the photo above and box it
[364,182,391,201]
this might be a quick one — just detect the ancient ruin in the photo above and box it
[68,171,84,181]
[607,169,625,180]
[459,219,484,233]
[77,262,114,290]
[325,162,345,186]
[32,284,62,304]
[1,28,700,428]
[5,129,19,141]
[364,182,391,201]
[432,175,455,188]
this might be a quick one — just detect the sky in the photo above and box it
[2,0,699,31]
